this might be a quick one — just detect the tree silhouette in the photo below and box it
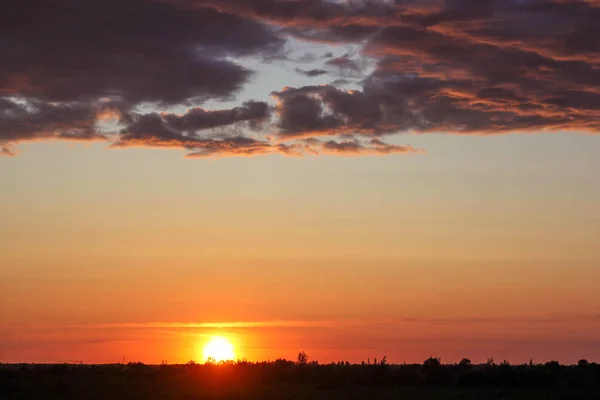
[297,351,308,365]
[459,358,472,368]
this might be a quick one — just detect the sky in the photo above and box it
[1,0,600,365]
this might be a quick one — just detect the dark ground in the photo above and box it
[1,359,599,399]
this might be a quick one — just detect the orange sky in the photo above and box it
[2,171,600,365]
[4,0,600,367]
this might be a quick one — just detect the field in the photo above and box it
[1,359,599,399]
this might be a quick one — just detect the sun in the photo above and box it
[202,336,235,363]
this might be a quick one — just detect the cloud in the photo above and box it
[113,102,417,157]
[215,0,600,134]
[271,86,345,137]
[412,0,600,63]
[1,147,16,156]
[295,68,329,77]
[1,1,282,105]
[0,0,290,157]
[3,0,599,158]
[9,313,600,331]
[270,56,600,137]
[360,23,600,133]
[307,137,423,156]
[271,84,417,137]
[113,102,288,157]
[163,101,271,132]
[0,98,108,143]
[114,109,278,157]
[185,138,302,158]
[205,0,400,30]
[325,56,362,72]
[6,320,350,330]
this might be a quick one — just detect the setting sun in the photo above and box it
[202,336,235,363]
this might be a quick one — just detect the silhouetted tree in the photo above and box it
[423,357,441,369]
[578,359,589,368]
[296,351,308,365]
[458,358,472,368]
[423,357,450,385]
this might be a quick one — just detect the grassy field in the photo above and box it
[1,359,599,399]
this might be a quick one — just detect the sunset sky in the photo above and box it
[1,0,600,365]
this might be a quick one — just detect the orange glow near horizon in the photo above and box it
[2,138,600,365]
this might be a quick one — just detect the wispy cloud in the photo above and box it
[4,320,349,330]
[7,313,600,331]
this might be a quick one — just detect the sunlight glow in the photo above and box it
[202,336,235,363]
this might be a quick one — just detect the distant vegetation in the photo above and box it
[1,355,599,399]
